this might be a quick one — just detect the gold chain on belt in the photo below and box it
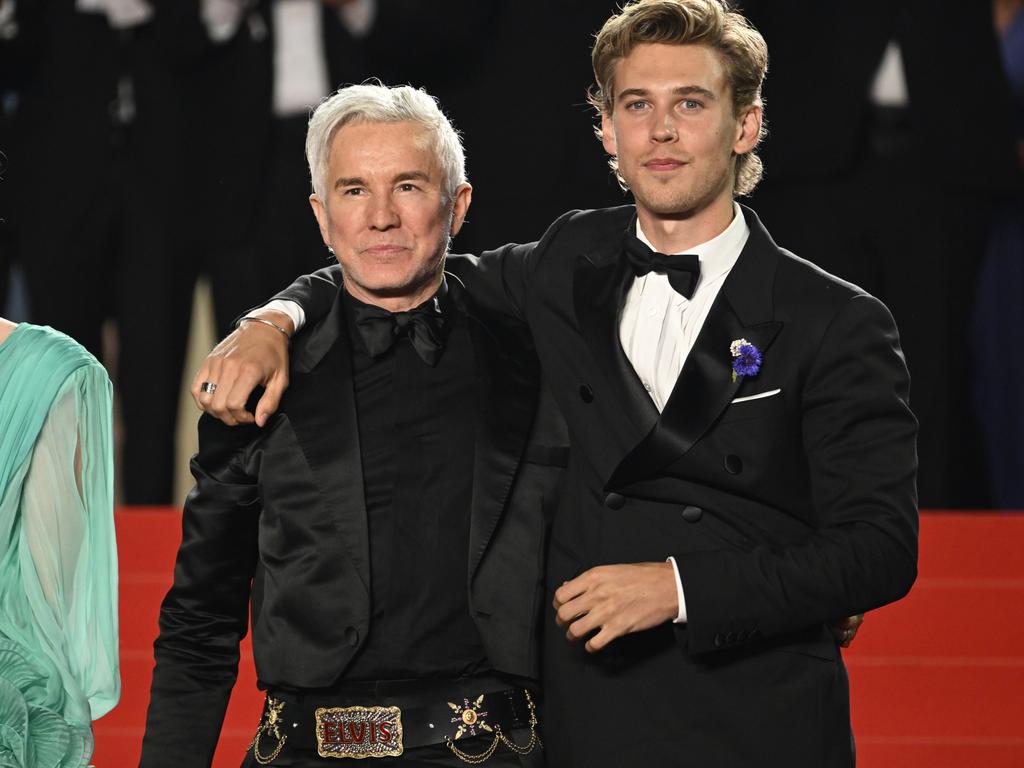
[444,690,541,765]
[250,696,288,765]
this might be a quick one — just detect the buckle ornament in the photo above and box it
[315,705,404,759]
[448,695,493,740]
[445,690,541,765]
[251,696,288,765]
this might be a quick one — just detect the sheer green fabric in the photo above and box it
[0,325,119,767]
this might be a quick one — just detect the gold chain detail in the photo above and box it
[251,730,286,765]
[445,732,502,765]
[250,697,288,765]
[445,690,541,765]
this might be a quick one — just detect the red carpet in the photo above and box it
[96,510,1024,767]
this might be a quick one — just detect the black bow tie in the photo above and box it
[351,295,446,366]
[623,232,701,299]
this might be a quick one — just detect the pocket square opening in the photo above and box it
[730,388,782,404]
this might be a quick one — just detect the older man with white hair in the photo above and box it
[140,83,556,768]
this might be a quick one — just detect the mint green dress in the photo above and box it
[0,325,120,767]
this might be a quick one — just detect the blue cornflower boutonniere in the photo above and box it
[730,338,762,382]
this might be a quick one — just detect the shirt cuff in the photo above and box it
[260,300,306,332]
[666,556,688,624]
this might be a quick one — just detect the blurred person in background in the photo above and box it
[973,0,1024,509]
[740,0,1023,509]
[0,0,23,315]
[187,0,376,336]
[0,319,120,767]
[7,0,202,504]
[413,0,626,255]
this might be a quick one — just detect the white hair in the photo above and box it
[306,83,467,205]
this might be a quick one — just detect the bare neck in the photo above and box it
[636,196,736,254]
[0,318,16,346]
[344,274,444,313]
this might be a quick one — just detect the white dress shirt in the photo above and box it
[0,0,18,39]
[619,202,749,409]
[272,0,376,117]
[76,0,152,28]
[263,298,305,329]
[618,203,749,622]
[870,40,910,108]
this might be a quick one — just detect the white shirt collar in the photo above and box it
[635,202,750,290]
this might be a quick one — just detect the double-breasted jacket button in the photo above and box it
[681,505,703,523]
[714,633,725,648]
[579,384,595,403]
[724,454,743,474]
[344,627,360,647]
[604,492,625,510]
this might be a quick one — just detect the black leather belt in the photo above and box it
[250,680,539,763]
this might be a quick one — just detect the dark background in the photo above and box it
[1,0,1021,509]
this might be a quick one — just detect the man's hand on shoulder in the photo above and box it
[191,310,293,427]
[553,562,679,653]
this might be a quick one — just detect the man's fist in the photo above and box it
[192,310,293,427]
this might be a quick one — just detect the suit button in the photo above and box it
[714,633,725,648]
[725,631,736,644]
[345,627,359,647]
[604,492,625,509]
[724,455,743,474]
[579,384,594,403]
[681,505,703,523]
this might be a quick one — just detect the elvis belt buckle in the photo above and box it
[254,687,537,763]
[315,706,404,759]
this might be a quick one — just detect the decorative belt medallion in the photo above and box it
[315,706,404,759]
[448,695,493,741]
[251,696,288,764]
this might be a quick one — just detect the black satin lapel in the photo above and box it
[572,254,660,435]
[464,309,540,579]
[608,293,782,489]
[286,300,370,594]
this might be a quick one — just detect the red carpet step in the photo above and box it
[95,510,1024,767]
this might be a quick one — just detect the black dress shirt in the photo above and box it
[341,283,490,680]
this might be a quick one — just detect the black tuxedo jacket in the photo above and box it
[140,277,566,767]
[276,206,918,767]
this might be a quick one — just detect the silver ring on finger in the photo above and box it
[200,381,218,395]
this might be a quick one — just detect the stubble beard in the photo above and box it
[627,163,733,221]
